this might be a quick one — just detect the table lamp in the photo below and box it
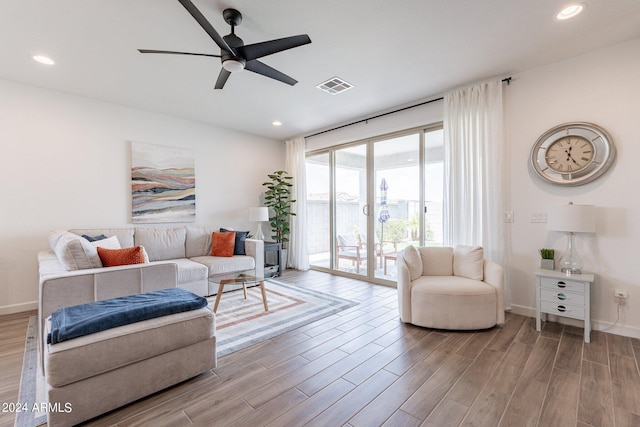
[548,202,595,274]
[249,207,269,240]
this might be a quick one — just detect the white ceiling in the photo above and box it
[2,0,640,140]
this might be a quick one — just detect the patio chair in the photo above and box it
[336,234,364,273]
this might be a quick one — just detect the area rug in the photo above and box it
[15,279,357,427]
[212,279,358,356]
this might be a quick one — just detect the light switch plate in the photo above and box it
[529,211,548,223]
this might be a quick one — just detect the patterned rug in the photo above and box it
[15,279,357,426]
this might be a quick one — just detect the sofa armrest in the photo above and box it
[396,251,413,323]
[244,239,264,278]
[483,259,505,326]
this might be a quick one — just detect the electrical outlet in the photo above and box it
[615,289,629,299]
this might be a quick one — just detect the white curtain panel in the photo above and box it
[285,137,310,270]
[444,80,510,307]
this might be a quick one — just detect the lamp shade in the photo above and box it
[548,202,595,233]
[249,207,269,222]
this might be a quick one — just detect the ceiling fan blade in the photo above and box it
[138,49,221,58]
[237,35,311,61]
[177,0,235,55]
[245,60,298,86]
[214,68,232,90]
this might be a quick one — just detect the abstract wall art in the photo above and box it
[131,142,195,223]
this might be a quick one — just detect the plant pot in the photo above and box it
[281,248,288,272]
[541,259,555,270]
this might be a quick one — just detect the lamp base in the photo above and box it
[559,232,584,275]
[560,267,582,275]
[254,223,265,241]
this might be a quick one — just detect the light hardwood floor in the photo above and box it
[2,269,640,426]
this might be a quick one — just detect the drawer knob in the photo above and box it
[557,293,567,300]
[557,305,569,312]
[557,281,567,288]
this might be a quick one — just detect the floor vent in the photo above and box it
[317,77,353,95]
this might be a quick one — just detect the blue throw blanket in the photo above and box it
[47,288,208,345]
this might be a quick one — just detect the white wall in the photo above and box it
[0,79,284,314]
[506,37,640,336]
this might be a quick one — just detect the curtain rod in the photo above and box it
[305,77,512,139]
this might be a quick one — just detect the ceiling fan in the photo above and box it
[138,0,312,90]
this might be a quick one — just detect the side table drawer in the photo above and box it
[540,300,585,320]
[541,289,586,306]
[540,277,586,293]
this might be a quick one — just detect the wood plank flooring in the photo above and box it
[2,269,640,426]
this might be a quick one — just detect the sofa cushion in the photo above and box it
[410,275,496,330]
[419,247,454,276]
[69,229,135,248]
[170,258,208,285]
[44,306,215,388]
[185,227,217,258]
[50,231,102,271]
[134,227,186,261]
[190,255,255,276]
[454,245,484,280]
[97,246,146,267]
[211,231,235,257]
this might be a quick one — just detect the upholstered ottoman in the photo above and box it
[44,306,216,426]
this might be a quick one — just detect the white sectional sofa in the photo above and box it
[37,226,263,425]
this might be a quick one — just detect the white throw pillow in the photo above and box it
[91,235,121,250]
[453,245,484,280]
[53,232,102,271]
[402,245,423,281]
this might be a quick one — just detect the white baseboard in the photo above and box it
[0,300,37,315]
[507,304,640,339]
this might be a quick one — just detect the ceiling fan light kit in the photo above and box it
[222,59,245,72]
[138,0,311,90]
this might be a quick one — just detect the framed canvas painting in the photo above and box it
[131,142,195,223]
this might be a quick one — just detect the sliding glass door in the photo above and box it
[372,134,420,280]
[306,126,443,284]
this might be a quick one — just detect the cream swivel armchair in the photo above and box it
[397,245,505,330]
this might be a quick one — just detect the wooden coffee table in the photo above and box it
[209,269,268,313]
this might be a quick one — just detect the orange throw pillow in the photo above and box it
[97,246,146,267]
[211,231,236,257]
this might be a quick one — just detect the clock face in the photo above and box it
[545,136,594,173]
[530,122,615,186]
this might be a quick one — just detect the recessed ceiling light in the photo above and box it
[556,3,585,20]
[32,55,55,65]
[272,121,282,126]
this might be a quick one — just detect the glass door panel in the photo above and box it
[373,134,420,280]
[424,128,444,246]
[306,153,330,269]
[335,145,367,276]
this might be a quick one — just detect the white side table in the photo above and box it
[535,269,594,343]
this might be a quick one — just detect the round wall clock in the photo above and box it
[530,122,616,186]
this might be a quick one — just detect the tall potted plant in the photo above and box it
[262,170,296,255]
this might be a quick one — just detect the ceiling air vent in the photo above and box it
[317,77,353,95]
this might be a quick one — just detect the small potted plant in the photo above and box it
[539,248,555,270]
